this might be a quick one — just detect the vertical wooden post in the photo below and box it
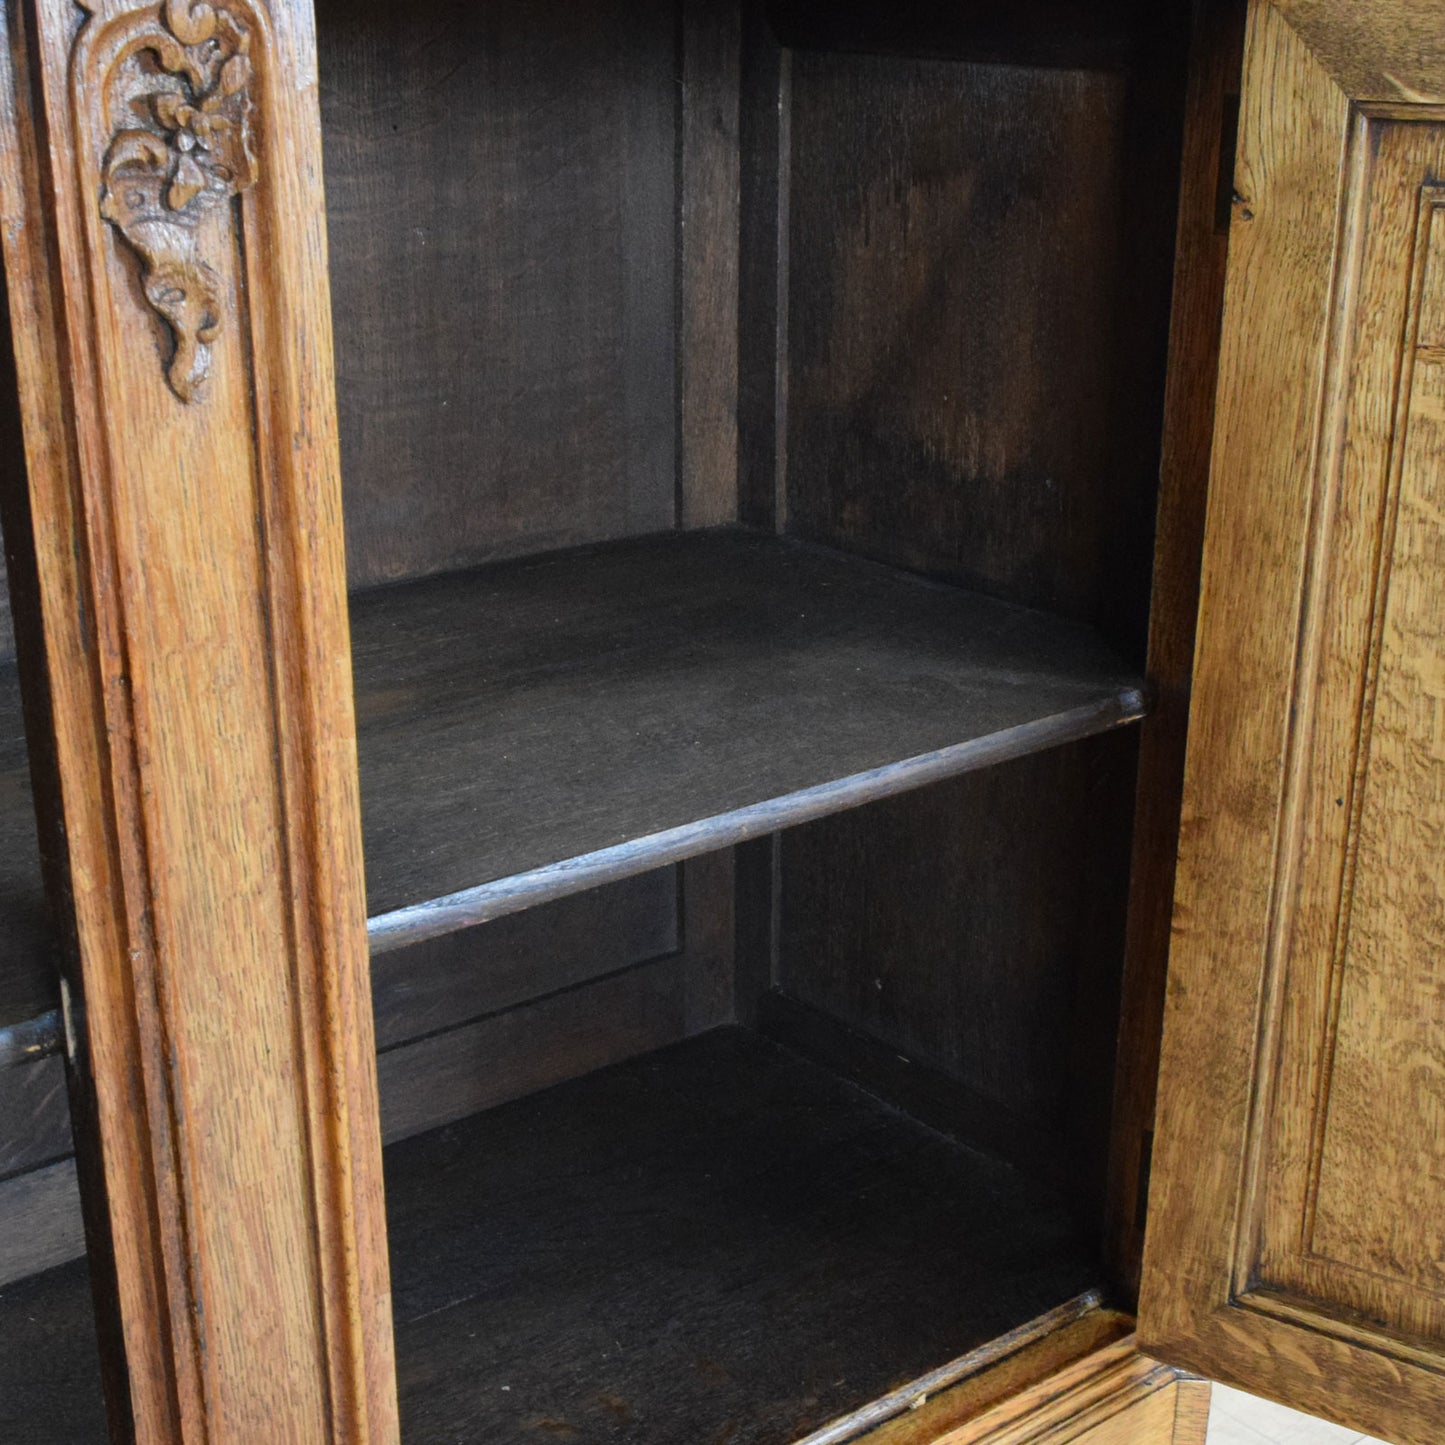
[0,1,398,1440]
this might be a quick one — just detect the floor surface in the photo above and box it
[1207,1384,1393,1445]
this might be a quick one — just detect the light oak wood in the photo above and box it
[858,1312,1206,1445]
[0,1,396,1439]
[1141,3,1445,1441]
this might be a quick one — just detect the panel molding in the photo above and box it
[0,0,398,1439]
[1140,3,1445,1441]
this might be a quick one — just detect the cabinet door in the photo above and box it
[1140,3,1445,1442]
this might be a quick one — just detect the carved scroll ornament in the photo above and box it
[90,0,257,401]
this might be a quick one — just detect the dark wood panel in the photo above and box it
[0,1053,70,1180]
[0,551,12,662]
[0,659,54,1040]
[377,854,732,1146]
[370,868,679,1050]
[757,990,1068,1191]
[378,955,691,1145]
[352,530,1145,949]
[1105,0,1244,1303]
[317,0,678,589]
[386,1028,1100,1444]
[0,856,728,1284]
[768,0,1150,69]
[0,1161,85,1290]
[738,1,789,532]
[0,1252,104,1441]
[776,731,1139,1228]
[681,0,742,530]
[784,56,1177,650]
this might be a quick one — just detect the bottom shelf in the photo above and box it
[0,1029,1101,1444]
[386,1028,1099,1444]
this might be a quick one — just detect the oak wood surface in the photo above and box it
[860,1319,1203,1445]
[1104,0,1245,1301]
[351,529,1145,950]
[0,1,398,1438]
[383,1028,1100,1445]
[1141,3,1445,1440]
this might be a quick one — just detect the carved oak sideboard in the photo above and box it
[0,1,1442,1443]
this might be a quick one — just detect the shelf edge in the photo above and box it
[367,687,1148,955]
[0,688,1148,1060]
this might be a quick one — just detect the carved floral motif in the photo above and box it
[93,0,257,401]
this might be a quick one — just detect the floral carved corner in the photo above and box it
[91,1,257,402]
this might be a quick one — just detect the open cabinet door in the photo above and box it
[1139,3,1445,1442]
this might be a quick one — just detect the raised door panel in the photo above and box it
[1141,4,1445,1442]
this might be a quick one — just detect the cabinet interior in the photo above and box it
[0,1,1193,1440]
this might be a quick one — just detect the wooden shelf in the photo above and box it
[0,529,1146,1062]
[0,661,55,1065]
[355,529,1146,952]
[0,1027,1100,1444]
[386,1026,1099,1444]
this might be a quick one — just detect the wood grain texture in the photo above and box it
[352,529,1145,949]
[385,1028,1100,1445]
[0,1,396,1438]
[369,868,679,1051]
[776,732,1139,1224]
[737,2,789,532]
[0,858,728,1286]
[1273,0,1445,104]
[0,551,13,661]
[783,56,1167,643]
[1141,4,1445,1440]
[0,864,692,1283]
[860,1323,1197,1445]
[1251,127,1445,1341]
[681,0,742,530]
[1105,0,1245,1301]
[317,0,677,589]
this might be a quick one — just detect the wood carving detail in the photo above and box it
[91,0,256,401]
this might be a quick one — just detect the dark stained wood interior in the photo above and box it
[783,55,1171,654]
[0,0,1205,1432]
[317,0,680,589]
[0,1029,1100,1445]
[0,1258,107,1443]
[0,662,52,1048]
[386,1028,1100,1445]
[772,732,1141,1230]
[350,529,1145,948]
[0,860,726,1282]
[767,0,1148,69]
